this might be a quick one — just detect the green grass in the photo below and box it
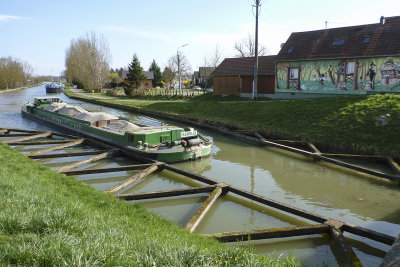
[64,89,400,155]
[0,143,300,266]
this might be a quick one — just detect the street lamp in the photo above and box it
[177,43,189,93]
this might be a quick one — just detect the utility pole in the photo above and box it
[177,44,189,94]
[252,0,261,100]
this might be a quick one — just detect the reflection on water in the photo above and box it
[1,85,399,266]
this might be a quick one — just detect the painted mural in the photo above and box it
[275,56,400,94]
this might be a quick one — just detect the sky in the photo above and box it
[1,0,399,76]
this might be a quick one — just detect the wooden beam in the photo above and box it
[3,128,42,133]
[163,164,218,186]
[387,157,400,175]
[117,185,217,200]
[106,164,160,194]
[57,151,113,173]
[341,224,396,246]
[229,185,328,223]
[0,133,38,137]
[6,140,77,146]
[25,139,85,157]
[63,163,154,176]
[3,132,52,144]
[29,150,109,159]
[254,132,267,141]
[185,187,223,232]
[321,153,385,160]
[0,129,9,134]
[204,224,330,243]
[318,155,400,183]
[307,142,321,154]
[329,227,363,267]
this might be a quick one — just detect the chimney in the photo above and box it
[380,16,386,25]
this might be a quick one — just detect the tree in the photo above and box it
[108,72,122,88]
[234,34,269,57]
[124,54,146,96]
[205,45,223,68]
[148,60,162,87]
[167,51,192,94]
[0,57,30,90]
[162,67,175,89]
[65,32,111,92]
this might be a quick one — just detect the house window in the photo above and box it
[289,68,299,79]
[287,46,294,53]
[332,39,345,46]
[346,62,355,74]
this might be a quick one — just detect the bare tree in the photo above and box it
[65,32,111,91]
[167,51,192,94]
[206,45,223,68]
[0,57,29,89]
[234,34,269,57]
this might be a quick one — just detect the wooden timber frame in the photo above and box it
[0,127,398,266]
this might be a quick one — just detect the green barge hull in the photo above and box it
[21,98,211,163]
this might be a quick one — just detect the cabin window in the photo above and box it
[346,62,355,74]
[287,46,294,53]
[289,68,299,79]
[332,39,345,46]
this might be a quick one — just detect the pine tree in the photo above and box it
[124,54,146,96]
[149,60,162,87]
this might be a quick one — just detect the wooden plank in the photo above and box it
[0,129,9,134]
[321,153,384,159]
[6,140,76,146]
[229,185,328,223]
[381,233,400,267]
[117,185,216,200]
[387,157,400,175]
[106,164,160,194]
[341,224,396,246]
[329,228,363,267]
[258,138,314,157]
[307,142,321,154]
[25,139,85,157]
[163,164,218,186]
[57,151,113,173]
[63,163,154,176]
[185,187,223,232]
[254,132,267,141]
[29,150,109,159]
[3,128,41,133]
[0,133,38,137]
[204,224,330,243]
[318,155,400,183]
[3,132,52,144]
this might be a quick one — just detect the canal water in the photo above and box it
[1,85,399,266]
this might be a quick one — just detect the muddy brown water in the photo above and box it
[1,84,399,266]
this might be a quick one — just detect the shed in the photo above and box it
[211,55,276,97]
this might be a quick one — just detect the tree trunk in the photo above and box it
[328,70,336,85]
[275,71,280,89]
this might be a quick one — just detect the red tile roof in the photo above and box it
[277,16,400,61]
[211,55,276,76]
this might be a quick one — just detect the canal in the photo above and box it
[1,84,399,266]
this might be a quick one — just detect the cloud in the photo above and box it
[0,14,24,22]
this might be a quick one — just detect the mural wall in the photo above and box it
[276,56,400,94]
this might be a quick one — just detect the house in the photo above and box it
[211,56,276,96]
[276,16,400,95]
[118,70,154,89]
[192,67,215,87]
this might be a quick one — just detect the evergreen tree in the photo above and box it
[148,60,162,87]
[124,54,146,96]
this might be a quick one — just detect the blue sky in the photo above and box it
[1,0,399,76]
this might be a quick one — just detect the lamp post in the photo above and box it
[177,43,189,94]
[252,0,261,100]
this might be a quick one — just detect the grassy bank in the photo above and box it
[0,143,299,266]
[64,90,400,156]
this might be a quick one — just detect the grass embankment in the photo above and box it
[65,90,400,156]
[0,143,299,266]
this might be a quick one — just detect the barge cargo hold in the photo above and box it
[21,97,212,163]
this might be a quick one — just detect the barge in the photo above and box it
[21,97,212,163]
[45,82,64,93]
